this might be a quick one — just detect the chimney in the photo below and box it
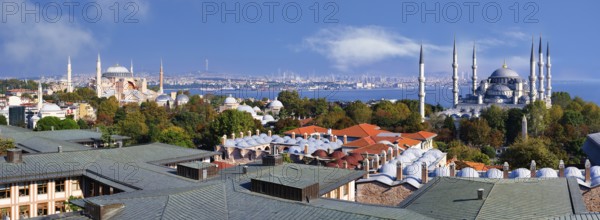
[381,150,387,165]
[247,130,252,137]
[6,149,23,163]
[395,145,400,158]
[396,161,403,180]
[268,130,272,137]
[304,144,309,155]
[327,128,332,135]
[255,129,260,136]
[449,163,456,177]
[243,165,248,174]
[559,160,565,177]
[291,132,296,139]
[343,135,347,144]
[333,135,338,142]
[387,148,393,161]
[329,135,334,142]
[421,162,428,184]
[221,135,227,145]
[170,91,177,100]
[530,160,536,178]
[51,126,54,131]
[231,133,236,140]
[58,146,63,153]
[317,133,321,140]
[240,132,244,138]
[303,133,308,139]
[364,158,370,178]
[477,188,484,200]
[343,160,348,169]
[585,159,591,183]
[327,148,332,154]
[503,162,510,179]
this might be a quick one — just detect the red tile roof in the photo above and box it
[212,161,235,170]
[299,118,313,126]
[401,131,438,140]
[333,123,391,138]
[284,125,328,135]
[344,136,377,148]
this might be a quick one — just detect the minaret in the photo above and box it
[37,80,43,109]
[472,43,477,95]
[67,56,72,93]
[159,59,164,94]
[538,36,545,101]
[96,54,102,97]
[529,38,537,102]
[418,44,425,122]
[452,38,459,107]
[130,60,134,76]
[522,115,528,140]
[546,42,552,105]
[205,59,209,72]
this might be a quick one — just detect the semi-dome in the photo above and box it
[175,94,189,103]
[490,66,519,78]
[269,97,284,108]
[103,64,133,78]
[511,168,531,178]
[536,168,558,178]
[40,103,61,112]
[224,94,237,105]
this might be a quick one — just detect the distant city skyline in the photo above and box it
[0,0,598,81]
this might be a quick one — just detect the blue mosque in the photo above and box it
[423,36,553,119]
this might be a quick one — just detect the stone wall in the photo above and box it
[356,182,416,206]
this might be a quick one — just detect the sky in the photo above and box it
[0,0,599,80]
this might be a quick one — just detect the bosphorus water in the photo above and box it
[172,80,600,108]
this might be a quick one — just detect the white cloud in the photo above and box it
[302,26,444,71]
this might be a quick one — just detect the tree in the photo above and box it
[35,116,62,131]
[552,91,571,109]
[446,141,490,165]
[77,119,90,129]
[205,110,258,149]
[505,108,524,145]
[481,145,497,158]
[561,110,584,127]
[96,97,119,125]
[116,111,148,144]
[59,118,80,130]
[0,138,14,155]
[100,126,118,147]
[459,118,491,147]
[274,118,300,134]
[480,105,507,132]
[500,137,558,168]
[156,126,194,148]
[524,101,550,136]
[344,101,372,124]
[371,101,410,130]
[0,115,6,125]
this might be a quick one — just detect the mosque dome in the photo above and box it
[40,103,61,112]
[155,94,173,103]
[262,115,275,121]
[176,94,189,103]
[103,64,133,78]
[237,105,256,116]
[253,106,262,112]
[268,97,284,108]
[224,94,237,105]
[490,66,519,79]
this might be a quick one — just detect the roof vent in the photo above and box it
[58,145,63,153]
[84,201,124,220]
[477,188,484,200]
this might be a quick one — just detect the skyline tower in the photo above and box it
[452,38,459,107]
[419,44,425,123]
[96,54,102,97]
[67,56,72,93]
[472,43,477,96]
[159,59,164,94]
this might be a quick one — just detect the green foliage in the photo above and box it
[100,126,118,147]
[505,108,524,145]
[0,115,7,125]
[552,92,572,109]
[561,110,584,126]
[282,153,293,163]
[67,195,82,211]
[371,101,410,129]
[524,101,550,136]
[446,141,490,165]
[35,116,62,131]
[59,118,80,130]
[156,126,194,148]
[344,101,372,124]
[116,111,148,144]
[500,137,558,168]
[459,118,491,146]
[480,105,507,132]
[205,110,258,149]
[96,96,119,125]
[0,138,15,155]
[274,118,300,134]
[481,145,497,158]
[77,119,90,129]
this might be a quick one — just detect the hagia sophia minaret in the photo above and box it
[452,38,459,107]
[471,43,477,96]
[96,54,102,97]
[538,36,545,101]
[67,56,72,93]
[418,44,425,122]
[37,80,43,109]
[130,60,134,76]
[159,59,164,94]
[529,38,537,102]
[546,42,552,105]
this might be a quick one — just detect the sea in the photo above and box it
[167,80,600,108]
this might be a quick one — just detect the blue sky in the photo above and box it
[0,0,599,80]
